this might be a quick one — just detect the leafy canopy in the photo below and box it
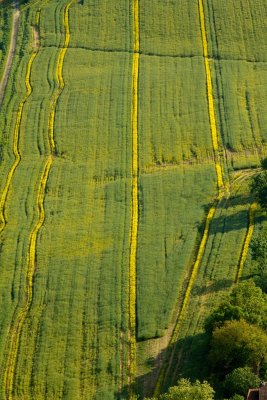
[145,378,214,400]
[250,227,267,275]
[224,367,260,396]
[250,171,267,209]
[209,320,267,374]
[204,280,267,333]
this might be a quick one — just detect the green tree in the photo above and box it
[227,395,245,400]
[250,171,267,209]
[261,157,267,170]
[209,320,267,374]
[204,302,243,334]
[204,281,267,333]
[230,280,267,329]
[254,273,267,293]
[250,228,267,275]
[223,367,260,397]
[145,379,214,400]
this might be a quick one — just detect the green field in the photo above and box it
[0,0,266,399]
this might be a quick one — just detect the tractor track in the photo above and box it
[0,6,37,235]
[128,0,140,397]
[153,0,227,395]
[3,2,75,398]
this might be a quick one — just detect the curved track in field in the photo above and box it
[0,7,37,235]
[0,2,20,108]
[129,0,140,396]
[153,0,227,395]
[3,2,74,398]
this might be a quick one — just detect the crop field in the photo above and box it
[0,7,12,78]
[0,0,266,399]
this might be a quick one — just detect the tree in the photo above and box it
[250,228,267,275]
[227,395,245,400]
[223,367,260,397]
[254,273,267,293]
[204,281,267,333]
[204,302,243,334]
[209,320,267,375]
[261,157,267,170]
[230,280,267,329]
[145,379,214,400]
[250,171,267,209]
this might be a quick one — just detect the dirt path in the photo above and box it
[0,1,20,108]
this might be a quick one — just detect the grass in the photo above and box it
[146,176,258,397]
[0,0,266,399]
[0,2,133,396]
[0,6,12,82]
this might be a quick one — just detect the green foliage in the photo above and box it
[254,274,267,294]
[204,302,243,334]
[224,367,260,397]
[250,228,267,274]
[230,281,267,329]
[261,158,267,170]
[204,281,267,333]
[250,172,267,209]
[227,395,245,400]
[209,320,267,374]
[145,379,214,400]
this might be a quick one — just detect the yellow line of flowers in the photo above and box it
[236,202,257,282]
[3,3,74,398]
[4,157,52,400]
[129,0,140,395]
[154,0,225,395]
[0,11,40,234]
[198,0,224,191]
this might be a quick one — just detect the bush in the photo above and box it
[224,367,260,397]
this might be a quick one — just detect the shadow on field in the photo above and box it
[192,278,232,296]
[210,209,248,234]
[217,193,253,208]
[118,333,210,399]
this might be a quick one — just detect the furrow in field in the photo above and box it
[0,11,40,234]
[4,156,52,400]
[3,2,74,398]
[153,0,226,395]
[129,0,139,394]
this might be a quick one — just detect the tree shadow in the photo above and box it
[117,333,211,399]
[195,208,249,237]
[217,193,253,208]
[192,278,233,296]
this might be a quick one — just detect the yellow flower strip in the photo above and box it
[154,0,226,395]
[198,0,224,190]
[153,193,223,395]
[3,3,74,398]
[48,0,73,154]
[129,0,139,395]
[0,18,40,233]
[4,157,52,400]
[235,202,257,282]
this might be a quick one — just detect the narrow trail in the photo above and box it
[128,0,139,396]
[0,1,20,108]
[3,2,74,398]
[153,0,226,395]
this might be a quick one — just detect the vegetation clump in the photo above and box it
[145,378,215,400]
